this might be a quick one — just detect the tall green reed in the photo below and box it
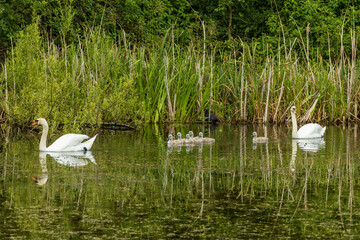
[1,23,143,131]
[1,20,359,131]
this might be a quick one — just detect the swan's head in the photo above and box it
[251,132,257,137]
[199,132,203,139]
[291,106,296,114]
[189,131,194,138]
[186,134,190,140]
[32,176,48,186]
[177,132,182,140]
[33,118,47,126]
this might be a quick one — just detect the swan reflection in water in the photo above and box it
[295,138,325,152]
[32,152,49,186]
[290,138,325,172]
[33,151,96,185]
[47,151,96,167]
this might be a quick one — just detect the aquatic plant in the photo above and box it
[0,20,359,131]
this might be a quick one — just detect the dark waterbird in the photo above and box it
[205,110,219,123]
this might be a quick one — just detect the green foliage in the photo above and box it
[1,0,359,60]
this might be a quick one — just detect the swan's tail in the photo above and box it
[320,127,326,137]
[82,134,98,150]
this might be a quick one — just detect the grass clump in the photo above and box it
[1,23,143,131]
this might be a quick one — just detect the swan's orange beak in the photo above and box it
[292,109,296,114]
[32,177,38,183]
[32,122,37,125]
[32,120,39,125]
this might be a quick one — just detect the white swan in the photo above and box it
[167,133,183,145]
[198,132,215,143]
[33,118,97,152]
[185,133,197,144]
[251,132,268,143]
[167,134,174,146]
[174,132,185,144]
[290,106,326,139]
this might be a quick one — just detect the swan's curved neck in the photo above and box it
[291,112,298,138]
[39,123,48,151]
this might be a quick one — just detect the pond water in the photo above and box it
[1,124,360,239]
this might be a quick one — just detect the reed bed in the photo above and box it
[0,22,359,131]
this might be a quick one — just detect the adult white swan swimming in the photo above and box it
[33,118,97,152]
[291,106,326,139]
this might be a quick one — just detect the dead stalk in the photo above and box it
[198,21,206,119]
[241,41,245,120]
[209,48,214,120]
[274,71,286,122]
[348,23,356,118]
[4,60,8,113]
[164,55,174,121]
[264,59,273,123]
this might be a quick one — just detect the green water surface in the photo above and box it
[0,124,359,239]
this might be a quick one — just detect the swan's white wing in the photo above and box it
[46,134,89,151]
[69,134,98,151]
[297,123,325,138]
